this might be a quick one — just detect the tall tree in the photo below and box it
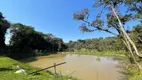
[73,0,142,70]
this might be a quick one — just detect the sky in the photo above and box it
[0,0,139,44]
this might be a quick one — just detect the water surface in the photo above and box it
[27,54,124,80]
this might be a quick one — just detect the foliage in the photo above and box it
[73,0,141,36]
[0,12,10,51]
[66,25,142,58]
[7,23,67,59]
[121,58,142,80]
[0,12,68,59]
[66,37,125,52]
[131,25,142,50]
[67,25,142,52]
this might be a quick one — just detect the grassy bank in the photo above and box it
[125,67,142,80]
[62,50,126,58]
[0,56,78,80]
[120,61,142,80]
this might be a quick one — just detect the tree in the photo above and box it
[10,23,50,52]
[133,25,142,43]
[66,37,124,52]
[73,0,142,70]
[131,25,142,50]
[0,12,10,50]
[10,23,67,55]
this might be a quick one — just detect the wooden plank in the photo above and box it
[28,62,66,75]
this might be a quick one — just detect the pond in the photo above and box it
[27,54,125,80]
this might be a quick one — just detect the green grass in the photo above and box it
[117,58,142,80]
[63,50,126,58]
[0,57,78,80]
[121,65,142,80]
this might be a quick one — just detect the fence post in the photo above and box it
[54,63,56,74]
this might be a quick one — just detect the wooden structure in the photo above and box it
[28,62,66,75]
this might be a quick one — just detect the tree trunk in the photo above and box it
[111,6,142,57]
[111,6,142,70]
[122,34,142,71]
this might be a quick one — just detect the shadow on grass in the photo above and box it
[46,70,54,75]
[0,68,13,71]
[29,72,41,76]
[20,57,38,63]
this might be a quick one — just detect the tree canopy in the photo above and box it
[9,23,67,55]
[0,12,10,50]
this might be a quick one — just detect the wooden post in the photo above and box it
[54,63,56,74]
[28,62,66,75]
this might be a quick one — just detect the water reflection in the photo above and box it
[96,57,101,62]
[27,54,124,80]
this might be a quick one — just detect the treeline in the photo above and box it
[0,12,67,59]
[67,37,124,52]
[67,25,142,52]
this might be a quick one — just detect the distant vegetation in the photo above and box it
[66,26,142,53]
